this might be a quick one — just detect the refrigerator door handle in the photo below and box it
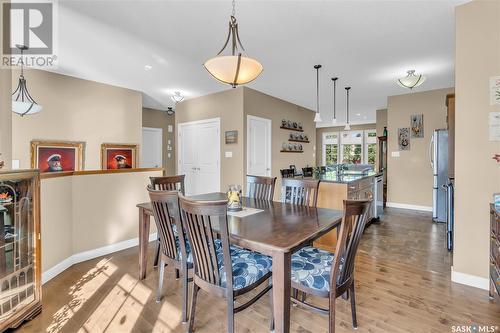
[429,135,434,170]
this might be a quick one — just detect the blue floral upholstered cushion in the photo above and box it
[214,240,272,290]
[291,246,338,293]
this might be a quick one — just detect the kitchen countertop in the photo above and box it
[301,171,381,184]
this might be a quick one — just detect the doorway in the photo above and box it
[178,118,221,195]
[141,127,162,168]
[247,115,272,177]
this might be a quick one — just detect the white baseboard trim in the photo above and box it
[386,202,433,212]
[42,232,158,284]
[451,268,489,290]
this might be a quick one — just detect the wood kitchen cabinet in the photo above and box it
[313,176,374,252]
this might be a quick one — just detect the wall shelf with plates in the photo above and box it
[280,150,303,153]
[288,139,310,143]
[280,126,303,132]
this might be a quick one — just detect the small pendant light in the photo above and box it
[313,65,322,123]
[344,87,351,131]
[331,77,338,124]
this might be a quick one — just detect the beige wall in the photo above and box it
[11,69,142,170]
[41,170,162,274]
[175,88,245,190]
[387,88,453,208]
[0,1,11,169]
[142,107,175,174]
[315,124,376,166]
[243,87,316,200]
[453,0,500,282]
[376,109,388,137]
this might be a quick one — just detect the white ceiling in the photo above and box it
[49,0,465,127]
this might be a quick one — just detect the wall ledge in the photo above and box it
[386,202,432,212]
[42,232,158,284]
[41,167,164,179]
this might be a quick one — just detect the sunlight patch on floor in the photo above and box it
[78,273,151,332]
[46,259,118,333]
[151,299,183,332]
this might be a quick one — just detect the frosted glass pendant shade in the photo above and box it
[313,112,322,122]
[397,70,426,89]
[204,55,263,88]
[12,100,42,115]
[344,123,351,131]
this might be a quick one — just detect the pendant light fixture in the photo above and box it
[11,45,42,116]
[204,0,263,88]
[331,77,338,124]
[344,87,351,131]
[166,107,175,115]
[397,70,426,89]
[313,65,322,122]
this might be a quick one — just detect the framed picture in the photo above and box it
[31,140,85,173]
[225,130,238,144]
[101,143,138,170]
[410,114,424,138]
[398,128,411,151]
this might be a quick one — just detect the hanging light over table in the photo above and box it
[397,70,426,89]
[313,65,322,123]
[344,87,351,131]
[204,0,263,88]
[331,77,338,124]
[12,45,42,116]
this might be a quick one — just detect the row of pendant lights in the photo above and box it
[313,64,352,130]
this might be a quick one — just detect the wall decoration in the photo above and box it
[280,142,304,153]
[31,140,84,172]
[225,130,238,144]
[101,143,138,170]
[489,112,500,141]
[398,128,411,151]
[410,114,424,138]
[280,119,304,131]
[490,76,500,105]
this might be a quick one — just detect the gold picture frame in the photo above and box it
[100,143,139,170]
[30,140,85,173]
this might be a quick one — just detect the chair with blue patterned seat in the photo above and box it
[178,194,273,333]
[290,199,372,333]
[147,187,192,323]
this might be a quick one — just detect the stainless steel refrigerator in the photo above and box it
[430,129,449,223]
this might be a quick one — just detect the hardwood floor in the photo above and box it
[17,208,500,332]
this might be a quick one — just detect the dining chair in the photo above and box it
[302,167,314,177]
[147,187,192,323]
[150,175,185,267]
[281,178,320,207]
[290,199,372,333]
[246,175,277,201]
[178,194,273,333]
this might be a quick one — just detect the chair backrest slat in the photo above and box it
[331,200,371,295]
[148,187,187,263]
[281,178,320,207]
[150,175,186,194]
[179,195,232,289]
[246,175,277,201]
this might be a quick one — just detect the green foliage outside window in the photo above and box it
[342,144,362,164]
[325,144,338,165]
[367,143,376,165]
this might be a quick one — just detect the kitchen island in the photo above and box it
[308,171,378,252]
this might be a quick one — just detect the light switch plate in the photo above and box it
[225,151,233,158]
[168,125,173,132]
[391,151,400,157]
[167,140,171,145]
[167,153,171,158]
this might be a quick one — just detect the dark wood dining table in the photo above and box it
[137,192,343,333]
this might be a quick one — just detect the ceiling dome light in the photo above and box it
[397,70,426,89]
[204,1,262,88]
[12,45,42,116]
[171,91,184,104]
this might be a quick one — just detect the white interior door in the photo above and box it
[178,118,220,195]
[247,115,271,176]
[141,127,162,168]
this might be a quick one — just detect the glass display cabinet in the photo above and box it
[0,170,41,330]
